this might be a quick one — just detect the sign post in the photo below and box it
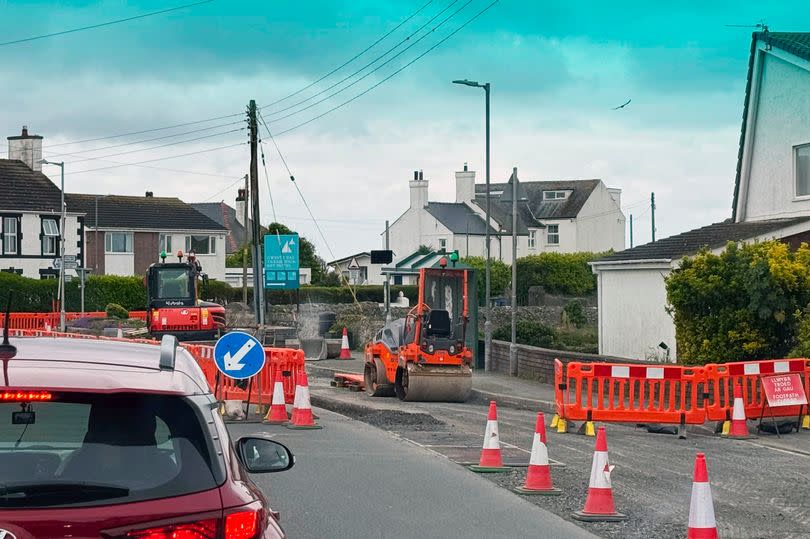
[264,234,300,290]
[758,373,808,437]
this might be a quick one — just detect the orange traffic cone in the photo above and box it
[514,412,560,495]
[469,401,511,473]
[722,382,755,439]
[263,372,288,424]
[339,328,352,359]
[572,426,627,522]
[687,453,719,539]
[287,372,322,430]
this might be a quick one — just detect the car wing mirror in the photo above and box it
[235,436,295,473]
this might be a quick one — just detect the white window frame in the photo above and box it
[795,143,810,198]
[159,233,172,255]
[547,224,560,245]
[105,231,133,254]
[528,230,536,249]
[42,218,60,256]
[543,191,568,201]
[438,238,447,250]
[185,235,215,255]
[2,217,18,255]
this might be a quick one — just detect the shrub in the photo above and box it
[563,300,587,328]
[493,321,557,348]
[200,279,235,304]
[666,240,810,365]
[460,256,510,301]
[0,271,57,312]
[105,303,129,319]
[515,252,606,303]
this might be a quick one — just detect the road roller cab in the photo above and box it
[364,257,476,402]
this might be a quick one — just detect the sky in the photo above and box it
[1,0,808,261]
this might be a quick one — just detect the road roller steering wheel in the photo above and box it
[404,302,431,338]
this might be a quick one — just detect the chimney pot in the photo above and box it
[21,126,28,137]
[414,170,418,181]
[145,191,153,197]
[419,170,423,182]
[464,162,468,171]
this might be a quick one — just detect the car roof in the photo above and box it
[3,337,211,396]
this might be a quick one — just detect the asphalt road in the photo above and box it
[228,409,597,539]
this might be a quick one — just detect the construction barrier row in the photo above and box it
[555,357,810,430]
[0,311,147,330]
[9,328,304,406]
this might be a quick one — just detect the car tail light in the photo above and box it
[126,519,217,539]
[225,511,258,539]
[0,390,52,401]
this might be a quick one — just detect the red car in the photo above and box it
[0,334,293,539]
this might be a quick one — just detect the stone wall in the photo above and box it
[489,339,648,383]
[485,305,597,333]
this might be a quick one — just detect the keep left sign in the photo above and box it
[761,373,808,408]
[214,331,266,380]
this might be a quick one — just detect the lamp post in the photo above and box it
[453,78,492,371]
[40,159,66,332]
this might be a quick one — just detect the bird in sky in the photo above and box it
[612,98,632,110]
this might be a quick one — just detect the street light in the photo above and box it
[40,159,66,332]
[453,78,493,372]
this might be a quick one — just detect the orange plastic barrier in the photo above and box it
[554,358,566,419]
[563,362,707,425]
[704,358,810,422]
[0,311,147,330]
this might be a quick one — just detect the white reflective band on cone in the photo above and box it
[272,382,285,405]
[482,420,500,449]
[299,386,311,407]
[293,385,303,405]
[688,482,717,527]
[529,434,549,466]
[732,396,746,420]
[589,451,612,489]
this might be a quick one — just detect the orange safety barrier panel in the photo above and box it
[704,358,810,422]
[554,358,566,420]
[1,311,146,330]
[563,362,707,425]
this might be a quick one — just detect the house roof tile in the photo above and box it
[0,159,65,213]
[68,194,226,231]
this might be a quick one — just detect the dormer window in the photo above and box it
[543,190,568,200]
[797,144,810,197]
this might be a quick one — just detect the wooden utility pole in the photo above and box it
[651,192,656,243]
[248,100,263,325]
[241,174,249,305]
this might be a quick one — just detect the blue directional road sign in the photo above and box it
[264,233,299,290]
[213,331,265,380]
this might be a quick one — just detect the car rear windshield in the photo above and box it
[0,392,219,508]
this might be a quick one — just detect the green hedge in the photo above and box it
[515,252,606,303]
[0,272,57,312]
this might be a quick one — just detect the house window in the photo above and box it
[528,230,536,249]
[543,191,568,200]
[2,217,18,255]
[41,218,60,256]
[547,224,559,245]
[105,232,133,253]
[439,238,447,250]
[185,235,216,255]
[797,144,810,197]
[159,234,172,255]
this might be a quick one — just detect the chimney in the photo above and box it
[145,191,154,197]
[455,162,476,203]
[409,169,428,209]
[235,188,247,228]
[7,125,44,172]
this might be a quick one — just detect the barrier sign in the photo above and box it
[762,374,808,408]
[213,331,265,380]
[264,233,299,290]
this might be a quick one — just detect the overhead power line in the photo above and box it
[262,0,435,110]
[272,0,500,137]
[262,0,459,117]
[0,0,215,47]
[203,175,249,202]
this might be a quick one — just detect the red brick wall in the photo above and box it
[134,232,159,275]
[84,230,105,275]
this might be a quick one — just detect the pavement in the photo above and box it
[298,353,810,539]
[228,409,596,539]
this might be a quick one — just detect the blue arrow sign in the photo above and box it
[213,331,265,380]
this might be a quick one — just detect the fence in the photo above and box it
[555,356,810,430]
[0,311,147,330]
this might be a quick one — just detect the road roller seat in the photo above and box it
[424,309,451,338]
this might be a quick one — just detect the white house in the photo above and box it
[67,193,228,281]
[1,127,83,279]
[387,166,625,266]
[328,252,386,285]
[592,31,810,362]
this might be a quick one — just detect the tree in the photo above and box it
[460,256,510,301]
[666,240,810,365]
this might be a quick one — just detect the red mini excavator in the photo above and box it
[145,251,226,341]
[364,257,474,402]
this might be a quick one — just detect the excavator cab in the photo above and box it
[365,258,476,402]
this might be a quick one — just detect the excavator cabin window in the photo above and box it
[155,268,192,300]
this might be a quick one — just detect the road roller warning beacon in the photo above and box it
[364,254,476,402]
